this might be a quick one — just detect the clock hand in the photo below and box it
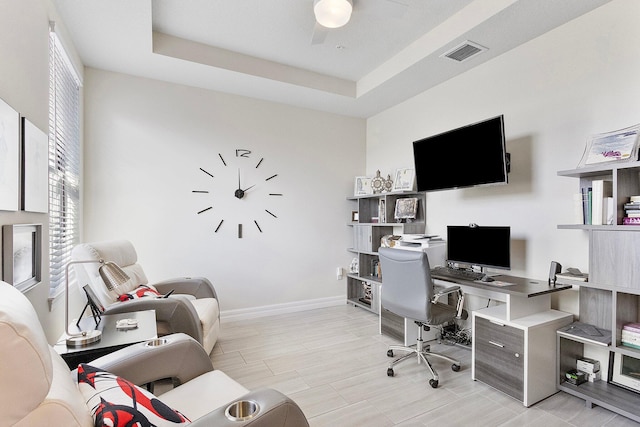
[242,184,256,192]
[237,169,241,190]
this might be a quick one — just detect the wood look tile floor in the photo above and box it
[209,305,639,426]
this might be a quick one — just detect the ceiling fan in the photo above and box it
[311,0,408,45]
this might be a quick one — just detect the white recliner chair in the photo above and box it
[71,240,219,354]
[0,281,309,426]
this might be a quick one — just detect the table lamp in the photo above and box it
[65,259,131,347]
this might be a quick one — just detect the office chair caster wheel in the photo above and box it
[452,364,461,372]
[387,350,394,357]
[429,379,438,388]
[387,368,394,377]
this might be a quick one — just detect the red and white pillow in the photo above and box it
[117,285,161,302]
[76,363,190,426]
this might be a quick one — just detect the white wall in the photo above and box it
[82,68,365,314]
[367,0,640,314]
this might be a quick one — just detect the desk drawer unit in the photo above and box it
[474,316,525,401]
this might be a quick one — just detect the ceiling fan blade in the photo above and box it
[359,0,408,18]
[311,22,328,45]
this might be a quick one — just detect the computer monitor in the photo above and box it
[446,225,511,271]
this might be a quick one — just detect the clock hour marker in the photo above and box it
[218,153,227,166]
[254,220,262,232]
[238,223,243,238]
[215,219,224,233]
[265,209,277,218]
[255,158,264,168]
[198,206,213,214]
[236,149,251,158]
[192,190,209,193]
[200,168,214,178]
[269,193,283,196]
[265,174,278,181]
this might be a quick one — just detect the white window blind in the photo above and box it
[49,28,81,298]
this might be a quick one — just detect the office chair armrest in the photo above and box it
[432,285,460,300]
[432,285,466,319]
[85,333,213,386]
[153,277,218,300]
[189,388,309,427]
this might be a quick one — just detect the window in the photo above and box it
[48,27,81,299]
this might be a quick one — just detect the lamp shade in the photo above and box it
[99,261,131,292]
[314,0,353,29]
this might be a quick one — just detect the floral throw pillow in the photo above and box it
[117,285,161,302]
[77,364,190,427]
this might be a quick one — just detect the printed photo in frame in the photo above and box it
[354,176,373,196]
[2,223,42,293]
[0,97,20,211]
[578,123,640,167]
[394,197,418,220]
[22,117,49,213]
[392,168,415,192]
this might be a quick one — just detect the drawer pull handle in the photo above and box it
[489,320,505,327]
[489,341,504,348]
[515,353,520,358]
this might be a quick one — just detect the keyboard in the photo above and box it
[431,266,484,282]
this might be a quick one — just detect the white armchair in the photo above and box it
[71,240,220,354]
[0,281,309,426]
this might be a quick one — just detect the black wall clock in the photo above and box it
[192,149,283,238]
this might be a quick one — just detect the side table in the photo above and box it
[53,310,157,369]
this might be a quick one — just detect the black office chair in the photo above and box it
[378,247,467,388]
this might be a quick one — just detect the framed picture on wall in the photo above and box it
[22,118,49,213]
[392,168,415,192]
[0,97,20,211]
[2,224,42,293]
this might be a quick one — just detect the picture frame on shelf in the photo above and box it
[394,197,418,221]
[2,223,42,293]
[392,168,415,192]
[351,211,359,222]
[0,97,20,211]
[578,123,640,168]
[354,176,372,196]
[22,117,49,213]
[609,352,640,394]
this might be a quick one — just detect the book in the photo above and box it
[557,321,611,346]
[581,187,592,225]
[605,197,614,225]
[555,269,588,282]
[623,217,640,225]
[623,322,640,333]
[591,180,613,225]
[624,202,640,210]
[621,330,640,341]
[622,341,640,350]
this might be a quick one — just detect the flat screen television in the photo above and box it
[446,225,511,271]
[413,115,508,192]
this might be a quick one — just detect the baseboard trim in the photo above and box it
[220,295,345,322]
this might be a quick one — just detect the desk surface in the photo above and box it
[431,272,571,298]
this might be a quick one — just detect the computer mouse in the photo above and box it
[481,275,494,282]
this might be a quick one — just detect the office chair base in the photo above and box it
[386,341,461,388]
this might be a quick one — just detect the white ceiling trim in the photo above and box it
[153,31,356,98]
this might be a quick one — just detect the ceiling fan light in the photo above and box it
[314,0,353,29]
